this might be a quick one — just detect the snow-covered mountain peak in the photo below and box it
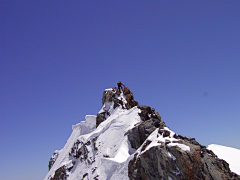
[45,87,140,180]
[45,86,240,180]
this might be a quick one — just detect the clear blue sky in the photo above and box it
[1,1,239,180]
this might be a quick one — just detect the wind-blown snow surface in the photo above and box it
[208,144,240,175]
[44,104,142,180]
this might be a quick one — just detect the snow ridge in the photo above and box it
[45,88,240,180]
[45,90,142,180]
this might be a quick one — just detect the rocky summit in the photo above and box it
[45,86,240,180]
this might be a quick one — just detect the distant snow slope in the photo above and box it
[208,144,240,175]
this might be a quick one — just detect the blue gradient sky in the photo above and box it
[1,1,239,179]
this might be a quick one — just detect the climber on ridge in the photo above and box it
[117,81,125,92]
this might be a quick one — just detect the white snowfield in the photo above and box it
[44,89,240,179]
[45,104,141,180]
[208,144,240,175]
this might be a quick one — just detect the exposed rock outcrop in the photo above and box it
[96,112,106,128]
[128,105,166,149]
[128,125,240,180]
[96,86,138,127]
[48,151,59,171]
[123,86,139,109]
[101,87,116,105]
[49,166,68,180]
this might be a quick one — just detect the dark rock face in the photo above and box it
[49,165,68,180]
[129,146,181,180]
[128,105,165,149]
[168,141,240,180]
[128,120,156,150]
[96,87,115,128]
[96,112,106,128]
[199,146,240,180]
[101,87,116,105]
[126,95,240,180]
[128,124,240,180]
[48,151,59,171]
[123,87,139,109]
[138,105,162,122]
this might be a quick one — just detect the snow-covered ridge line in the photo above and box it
[45,102,142,179]
[45,87,240,180]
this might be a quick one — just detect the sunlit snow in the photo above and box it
[208,144,240,175]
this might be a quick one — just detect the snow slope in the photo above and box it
[208,144,240,175]
[44,98,142,179]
